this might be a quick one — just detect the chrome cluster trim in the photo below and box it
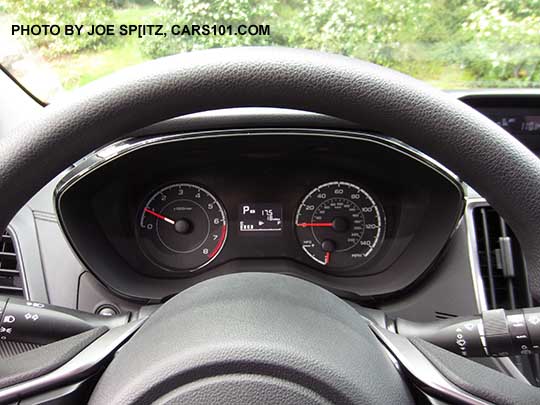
[55,128,464,209]
[0,319,145,403]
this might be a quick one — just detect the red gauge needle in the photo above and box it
[144,208,175,225]
[324,251,331,265]
[296,222,333,228]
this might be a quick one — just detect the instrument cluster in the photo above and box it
[56,130,464,301]
[136,180,385,273]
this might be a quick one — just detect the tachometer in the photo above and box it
[137,183,227,272]
[295,181,385,270]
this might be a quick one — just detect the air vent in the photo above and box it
[472,206,532,310]
[0,230,24,297]
[473,205,540,386]
[434,311,458,320]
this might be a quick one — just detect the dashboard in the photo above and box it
[461,94,540,151]
[4,82,539,385]
[4,59,540,397]
[55,129,463,302]
[44,93,540,306]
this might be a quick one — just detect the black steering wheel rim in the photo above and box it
[3,46,540,402]
[4,47,540,297]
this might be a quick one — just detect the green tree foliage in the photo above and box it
[290,0,540,86]
[140,0,278,58]
[4,0,540,87]
[290,0,431,66]
[5,0,113,56]
[460,1,540,84]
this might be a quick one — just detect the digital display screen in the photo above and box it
[493,115,540,134]
[239,203,282,232]
[480,107,540,137]
[473,103,540,150]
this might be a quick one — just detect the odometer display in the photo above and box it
[295,181,385,270]
[137,183,227,272]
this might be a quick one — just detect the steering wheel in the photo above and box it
[3,47,540,404]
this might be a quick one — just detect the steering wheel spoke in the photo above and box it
[3,47,540,403]
[0,319,145,403]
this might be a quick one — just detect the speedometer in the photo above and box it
[136,183,227,272]
[295,181,385,270]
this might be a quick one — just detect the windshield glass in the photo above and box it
[1,0,539,102]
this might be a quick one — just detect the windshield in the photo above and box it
[1,0,539,103]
